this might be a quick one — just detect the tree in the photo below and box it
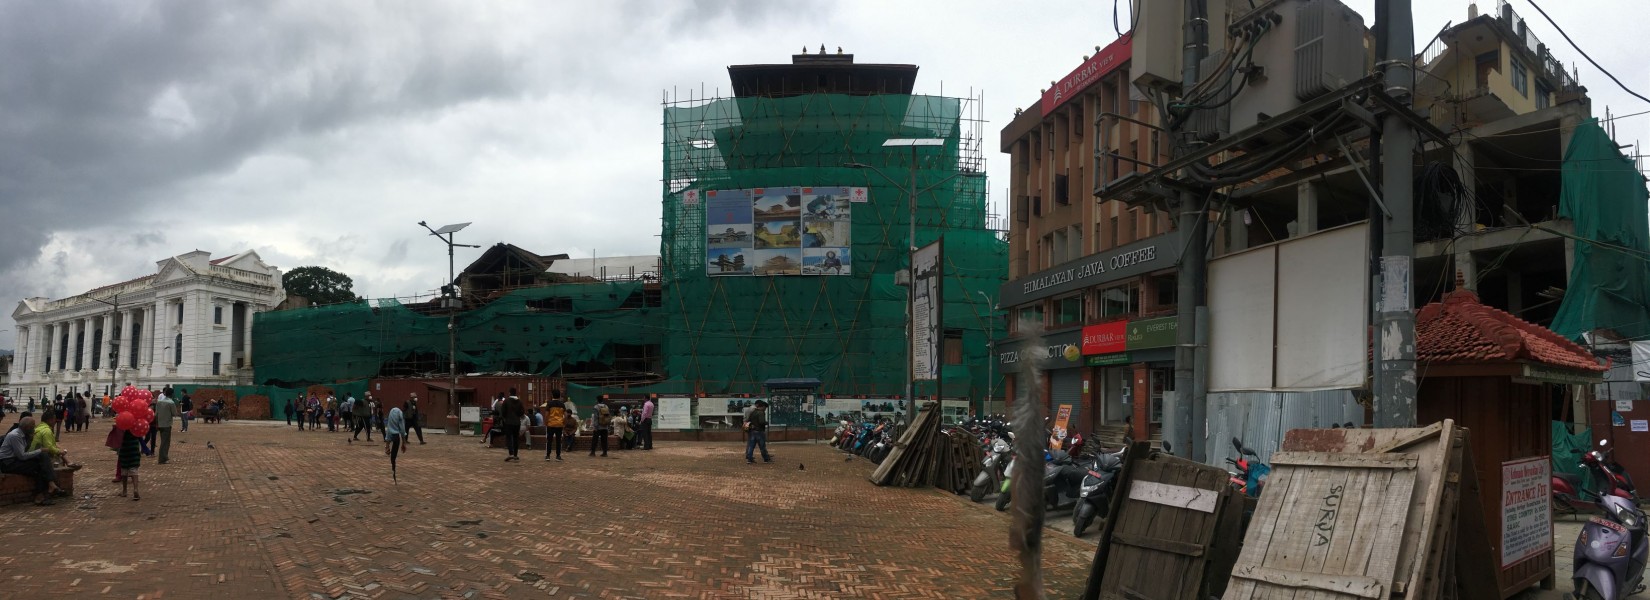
[283,266,359,305]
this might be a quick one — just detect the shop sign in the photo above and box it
[1519,364,1603,386]
[1000,234,1181,308]
[1500,457,1553,567]
[1086,353,1131,367]
[1082,321,1127,355]
[1041,35,1133,115]
[997,330,1083,370]
[1126,316,1178,350]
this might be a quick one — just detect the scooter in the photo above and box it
[1072,440,1129,537]
[1567,439,1648,600]
[1226,437,1270,497]
[1041,447,1087,515]
[970,436,1013,502]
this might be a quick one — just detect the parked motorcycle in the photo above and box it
[1226,437,1270,497]
[1568,439,1647,600]
[970,436,1013,502]
[1072,440,1129,537]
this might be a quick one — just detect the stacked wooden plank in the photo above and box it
[868,404,982,491]
[1222,420,1497,600]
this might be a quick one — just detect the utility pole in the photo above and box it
[1168,0,1210,460]
[1375,0,1418,427]
[419,221,481,435]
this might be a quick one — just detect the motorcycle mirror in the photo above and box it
[1162,441,1173,454]
[1231,437,1243,451]
[1242,446,1259,456]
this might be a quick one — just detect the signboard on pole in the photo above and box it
[1051,404,1073,449]
[1500,457,1553,567]
[913,239,944,381]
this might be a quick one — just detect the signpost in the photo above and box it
[1500,456,1553,568]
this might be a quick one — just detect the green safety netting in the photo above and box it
[1551,420,1594,491]
[252,283,662,386]
[1550,118,1650,340]
[660,92,1005,398]
[252,92,1006,402]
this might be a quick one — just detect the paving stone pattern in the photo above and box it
[0,421,1095,599]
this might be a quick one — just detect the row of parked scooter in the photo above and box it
[828,418,899,464]
[1554,438,1645,599]
[957,418,1129,538]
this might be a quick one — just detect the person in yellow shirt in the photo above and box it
[29,410,71,468]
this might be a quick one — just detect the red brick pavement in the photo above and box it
[0,422,1096,599]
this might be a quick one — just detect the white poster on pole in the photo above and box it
[912,240,943,381]
[1500,457,1553,567]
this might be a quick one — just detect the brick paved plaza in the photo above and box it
[0,420,1095,599]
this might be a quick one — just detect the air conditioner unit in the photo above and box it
[1227,0,1367,134]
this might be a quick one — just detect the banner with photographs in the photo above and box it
[706,186,859,276]
[912,239,943,380]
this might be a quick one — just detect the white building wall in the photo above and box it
[7,251,285,402]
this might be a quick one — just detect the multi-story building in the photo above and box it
[996,34,1185,443]
[9,250,285,400]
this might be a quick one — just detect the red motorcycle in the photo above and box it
[1553,442,1639,515]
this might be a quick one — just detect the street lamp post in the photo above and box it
[976,290,997,418]
[419,221,482,435]
[88,294,121,405]
[846,138,951,426]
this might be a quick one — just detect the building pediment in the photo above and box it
[154,259,196,284]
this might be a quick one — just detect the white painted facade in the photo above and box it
[8,250,286,400]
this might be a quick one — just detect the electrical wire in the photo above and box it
[1524,0,1650,106]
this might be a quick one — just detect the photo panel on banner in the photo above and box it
[706,189,754,276]
[703,186,855,277]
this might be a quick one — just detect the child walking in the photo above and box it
[117,428,142,501]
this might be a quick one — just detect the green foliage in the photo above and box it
[283,266,359,305]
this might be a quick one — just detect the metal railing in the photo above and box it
[1496,0,1579,92]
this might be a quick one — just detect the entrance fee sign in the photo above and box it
[1500,457,1553,567]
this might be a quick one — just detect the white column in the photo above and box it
[81,317,94,372]
[69,319,83,371]
[13,327,25,376]
[244,305,257,367]
[95,313,109,372]
[45,323,58,373]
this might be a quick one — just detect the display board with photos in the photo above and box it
[704,186,861,277]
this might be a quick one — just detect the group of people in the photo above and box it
[284,392,424,444]
[482,391,656,462]
[0,384,192,505]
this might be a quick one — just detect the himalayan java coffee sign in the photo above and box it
[999,235,1179,308]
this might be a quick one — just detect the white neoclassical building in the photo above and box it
[9,250,286,401]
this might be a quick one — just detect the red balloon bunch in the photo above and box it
[113,388,154,439]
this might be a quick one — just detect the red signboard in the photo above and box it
[1082,321,1128,356]
[1040,34,1133,116]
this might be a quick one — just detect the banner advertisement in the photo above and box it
[706,186,854,276]
[913,239,944,380]
[1050,404,1073,449]
[657,397,693,429]
[1500,457,1553,567]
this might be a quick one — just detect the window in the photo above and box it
[174,334,182,366]
[1070,225,1084,256]
[1100,282,1140,318]
[213,306,223,325]
[1154,274,1178,308]
[1474,50,1500,88]
[212,352,221,375]
[1149,367,1174,424]
[1124,208,1138,243]
[944,329,964,365]
[1054,173,1070,205]
[1536,82,1552,109]
[177,304,184,324]
[1032,195,1043,217]
[1511,59,1528,96]
[1055,294,1084,326]
[1109,216,1120,248]
[1128,141,1139,174]
[1018,306,1044,330]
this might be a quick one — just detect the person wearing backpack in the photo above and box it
[542,391,568,461]
[588,396,612,458]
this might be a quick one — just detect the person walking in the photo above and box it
[62,394,77,435]
[384,403,407,479]
[639,397,655,450]
[307,395,322,431]
[543,391,567,461]
[612,408,632,451]
[286,398,296,427]
[351,393,372,442]
[324,395,338,432]
[588,396,611,458]
[177,392,192,433]
[499,389,525,462]
[745,399,772,464]
[406,393,425,445]
[340,395,355,434]
[153,391,178,465]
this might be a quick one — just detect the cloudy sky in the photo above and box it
[3,0,1646,348]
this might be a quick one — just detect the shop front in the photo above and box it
[996,329,1084,435]
[1081,315,1178,443]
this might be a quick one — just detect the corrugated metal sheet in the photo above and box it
[1204,390,1363,469]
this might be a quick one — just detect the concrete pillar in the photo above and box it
[151,299,166,374]
[45,323,57,373]
[1295,181,1320,238]
[244,305,257,367]
[13,327,25,375]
